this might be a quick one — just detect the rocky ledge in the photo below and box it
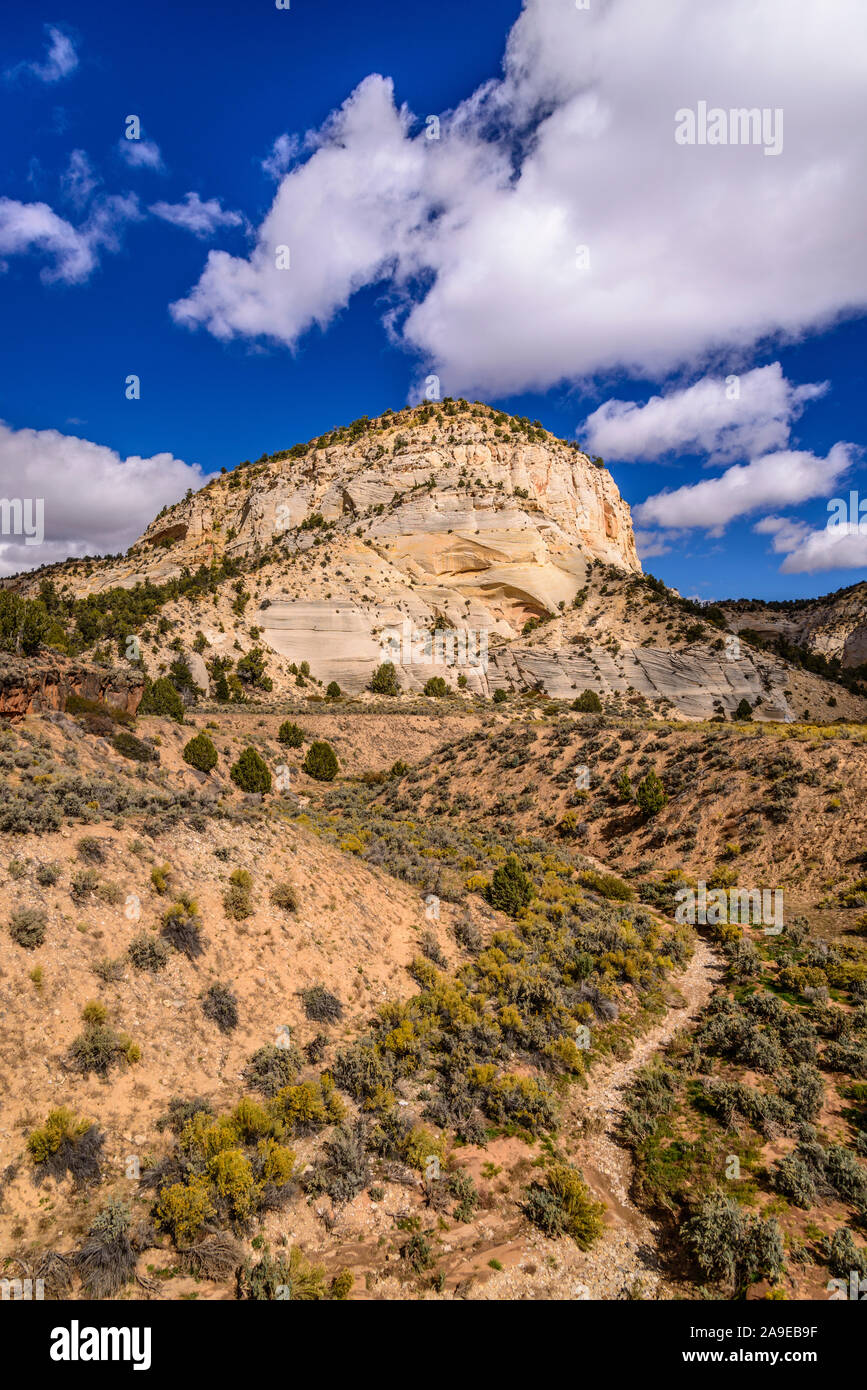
[0,654,145,720]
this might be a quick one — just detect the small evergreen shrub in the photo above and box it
[236,647,270,689]
[230,746,271,793]
[573,689,602,713]
[183,731,218,773]
[485,855,533,917]
[277,721,304,748]
[302,741,339,782]
[138,677,185,722]
[636,768,668,818]
[616,769,634,802]
[369,662,400,696]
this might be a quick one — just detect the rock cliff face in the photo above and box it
[0,654,144,720]
[52,405,640,597]
[720,584,867,669]
[10,403,856,721]
[486,639,792,720]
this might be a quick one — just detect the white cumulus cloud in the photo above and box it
[581,364,827,464]
[0,420,210,577]
[634,443,855,530]
[171,0,867,398]
[171,75,437,341]
[0,193,140,284]
[755,512,867,573]
[754,514,812,552]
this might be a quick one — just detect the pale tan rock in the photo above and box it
[721,581,867,670]
[12,404,853,720]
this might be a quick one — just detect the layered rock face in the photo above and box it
[721,584,867,669]
[0,654,144,720]
[487,641,791,720]
[243,423,639,694]
[10,404,829,719]
[78,407,639,593]
[28,404,657,700]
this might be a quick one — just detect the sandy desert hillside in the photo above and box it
[1,402,866,1306]
[388,712,867,935]
[0,691,864,1303]
[0,698,700,1300]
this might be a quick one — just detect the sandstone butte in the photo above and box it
[12,401,862,721]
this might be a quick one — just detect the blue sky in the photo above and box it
[0,0,865,600]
